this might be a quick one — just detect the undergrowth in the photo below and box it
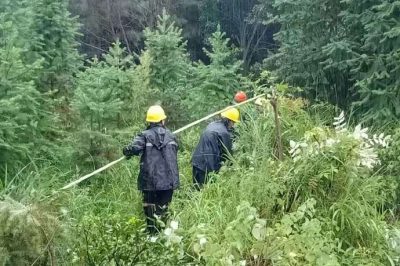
[1,98,400,265]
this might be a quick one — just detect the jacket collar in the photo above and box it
[147,123,164,130]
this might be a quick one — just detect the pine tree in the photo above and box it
[350,1,400,122]
[141,10,192,125]
[0,19,48,170]
[186,26,246,119]
[30,0,82,93]
[260,0,400,123]
[263,0,350,106]
[71,41,135,166]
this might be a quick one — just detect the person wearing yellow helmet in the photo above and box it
[191,107,240,189]
[123,105,179,233]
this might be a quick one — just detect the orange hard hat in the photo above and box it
[234,91,247,103]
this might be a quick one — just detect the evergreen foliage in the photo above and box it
[261,0,400,122]
[0,15,54,171]
[30,0,82,93]
[350,1,400,122]
[0,0,39,61]
[71,41,134,167]
[0,197,60,265]
[1,3,400,265]
[186,26,246,119]
[141,10,192,125]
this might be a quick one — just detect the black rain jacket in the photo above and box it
[191,120,233,172]
[123,124,179,191]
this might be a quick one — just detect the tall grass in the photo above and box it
[1,98,399,265]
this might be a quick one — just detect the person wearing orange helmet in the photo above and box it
[123,105,179,233]
[233,91,248,104]
[191,107,240,189]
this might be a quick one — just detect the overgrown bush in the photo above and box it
[72,213,190,265]
[380,127,400,209]
[171,101,397,265]
[0,197,61,265]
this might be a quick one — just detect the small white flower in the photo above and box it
[289,140,302,159]
[247,215,255,221]
[371,133,391,148]
[353,124,368,140]
[240,260,246,266]
[299,142,308,148]
[199,237,207,246]
[325,138,336,147]
[150,236,158,243]
[170,220,179,230]
[334,111,345,121]
[359,147,380,169]
[333,120,344,126]
[289,140,298,149]
[333,112,347,132]
[60,207,68,215]
[164,228,172,236]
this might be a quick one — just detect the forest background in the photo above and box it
[1,0,400,265]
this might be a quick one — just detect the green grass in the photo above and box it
[1,99,399,265]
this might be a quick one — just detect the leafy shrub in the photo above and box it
[252,199,340,266]
[72,213,190,265]
[285,113,393,248]
[0,197,61,265]
[380,127,400,178]
[379,127,400,209]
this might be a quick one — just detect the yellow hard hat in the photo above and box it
[221,107,240,123]
[146,105,167,123]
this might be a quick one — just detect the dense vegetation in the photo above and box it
[1,0,400,265]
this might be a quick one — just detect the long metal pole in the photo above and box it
[61,93,266,190]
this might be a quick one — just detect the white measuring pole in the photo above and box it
[61,93,266,190]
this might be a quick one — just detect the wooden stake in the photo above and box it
[270,94,283,160]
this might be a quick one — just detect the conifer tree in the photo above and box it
[262,0,349,105]
[260,0,400,123]
[350,1,400,122]
[186,26,246,119]
[0,19,50,170]
[141,10,192,125]
[71,41,134,166]
[0,197,60,265]
[30,0,82,93]
[0,0,42,65]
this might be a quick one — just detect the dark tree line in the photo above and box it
[69,0,276,69]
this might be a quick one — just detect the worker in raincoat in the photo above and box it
[123,105,179,233]
[191,107,240,189]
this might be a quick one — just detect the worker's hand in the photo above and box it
[122,147,132,160]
